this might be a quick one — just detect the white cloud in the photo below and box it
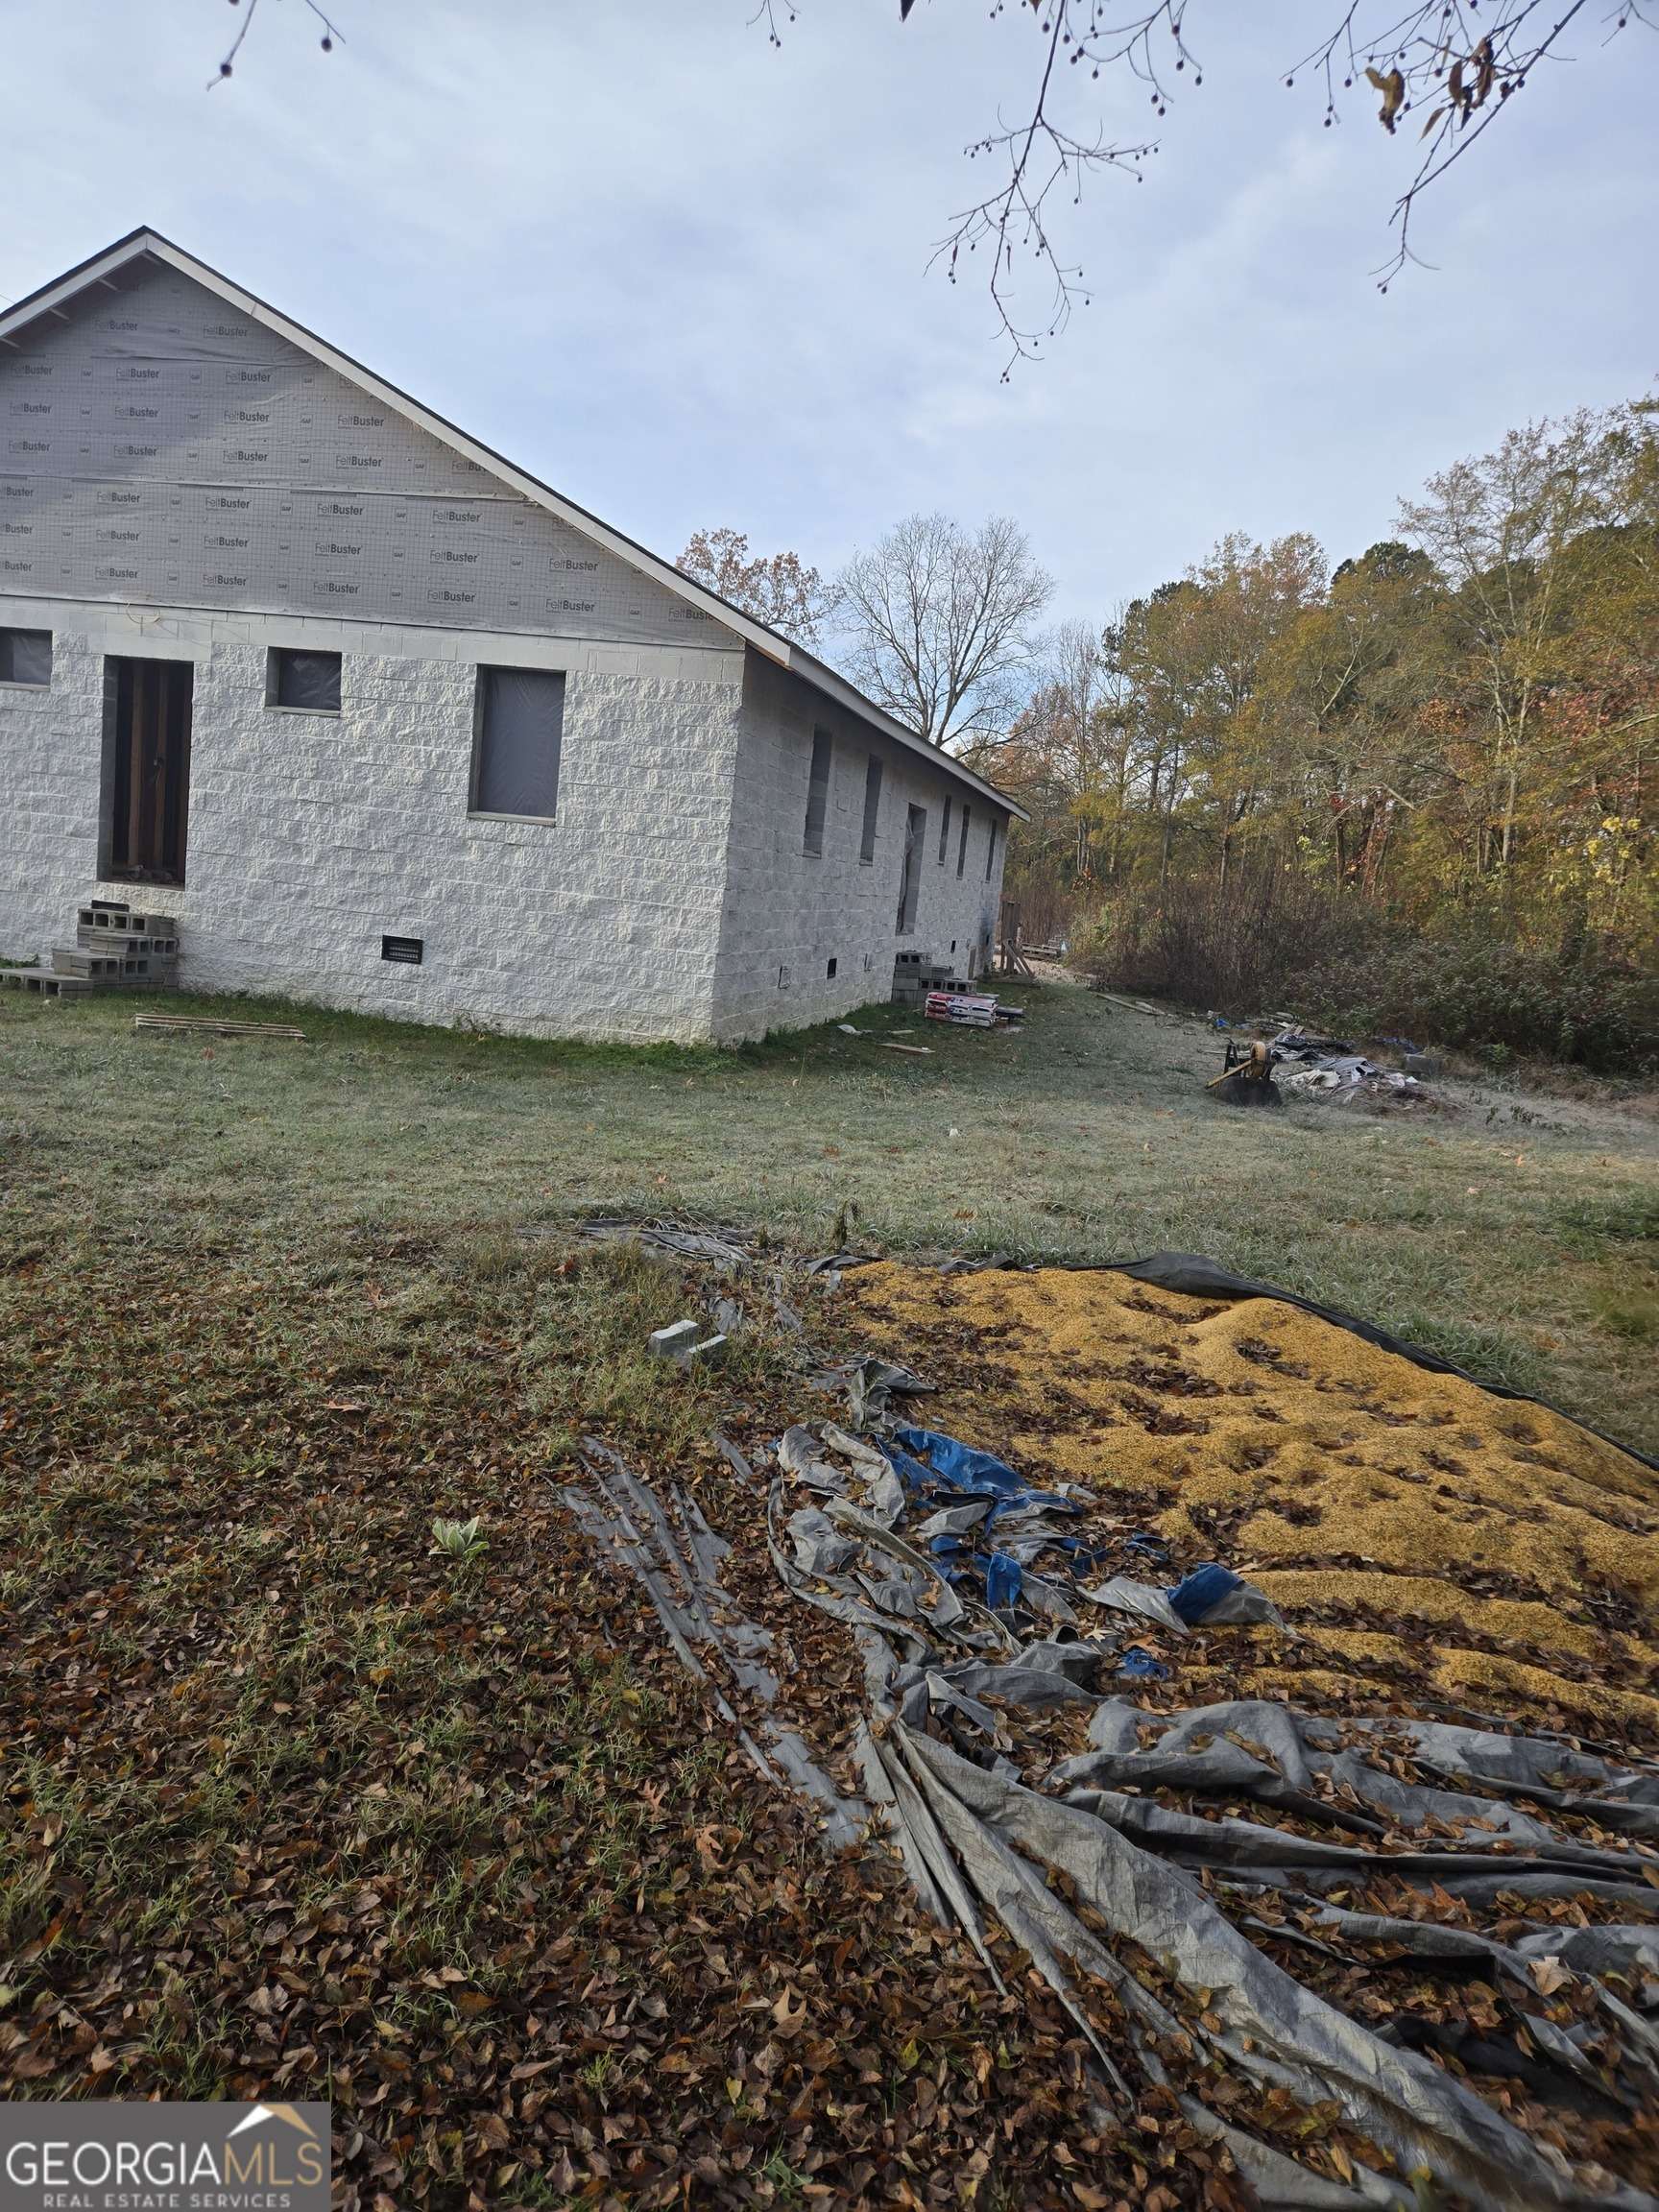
[2,0,1651,627]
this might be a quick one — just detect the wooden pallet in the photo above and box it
[132,1014,305,1040]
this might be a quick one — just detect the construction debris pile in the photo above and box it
[893,952,1023,1030]
[1270,1026,1434,1106]
[1207,1022,1439,1112]
[561,1230,1659,2209]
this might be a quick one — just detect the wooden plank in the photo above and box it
[133,1014,305,1040]
[130,661,153,871]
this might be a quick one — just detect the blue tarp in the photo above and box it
[888,1428,1077,1521]
[892,1427,1027,1497]
[1168,1562,1245,1624]
[983,1551,1023,1609]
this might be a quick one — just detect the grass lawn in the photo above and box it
[5,976,1654,1450]
[2,977,1656,2206]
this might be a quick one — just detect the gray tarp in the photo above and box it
[894,1724,1655,2212]
[562,1439,866,1849]
[0,628,52,685]
[552,1241,1659,2207]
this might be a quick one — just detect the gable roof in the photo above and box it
[0,227,1025,823]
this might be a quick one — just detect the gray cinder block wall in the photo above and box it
[1,606,747,1042]
[710,653,1006,1040]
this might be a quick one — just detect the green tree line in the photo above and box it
[971,395,1659,1068]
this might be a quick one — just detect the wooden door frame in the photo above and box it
[101,656,194,884]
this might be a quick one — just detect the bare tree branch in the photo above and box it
[927,6,1169,377]
[748,0,801,50]
[210,0,343,86]
[899,0,1655,354]
[1279,0,1651,284]
[194,2,1653,361]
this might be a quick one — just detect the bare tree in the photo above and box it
[835,513,1053,748]
[677,527,836,649]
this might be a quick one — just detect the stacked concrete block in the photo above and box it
[0,899,180,998]
[894,954,971,1008]
[892,950,926,1010]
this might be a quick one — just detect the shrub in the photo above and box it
[1077,864,1378,1016]
[1305,937,1659,1071]
[1080,868,1659,1072]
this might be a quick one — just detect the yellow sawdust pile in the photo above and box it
[839,1262,1659,1738]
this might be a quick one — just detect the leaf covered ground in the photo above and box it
[2,980,1656,2203]
[2,1230,1270,2207]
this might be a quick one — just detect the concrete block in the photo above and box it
[685,1333,729,1368]
[52,947,124,979]
[0,970,97,996]
[649,1319,702,1361]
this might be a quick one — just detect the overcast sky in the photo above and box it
[4,1,1653,626]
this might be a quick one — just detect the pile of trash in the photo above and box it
[1201,1015,1442,1111]
[1270,1027,1432,1107]
[776,1417,1280,1693]
[568,1402,1659,2210]
[555,1225,1659,2205]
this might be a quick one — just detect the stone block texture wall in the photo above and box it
[0,599,746,1043]
[709,653,1010,1042]
[0,246,1014,1045]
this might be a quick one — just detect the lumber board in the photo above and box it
[133,1014,305,1040]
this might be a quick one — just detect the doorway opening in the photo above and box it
[897,804,926,935]
[103,658,194,884]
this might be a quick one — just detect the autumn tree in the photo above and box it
[677,527,836,649]
[834,513,1053,748]
[1253,541,1452,890]
[1111,535,1325,886]
[978,392,1655,1055]
[1400,410,1620,878]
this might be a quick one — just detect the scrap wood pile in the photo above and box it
[562,1232,1659,2210]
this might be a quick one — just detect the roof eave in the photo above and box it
[775,644,1029,821]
